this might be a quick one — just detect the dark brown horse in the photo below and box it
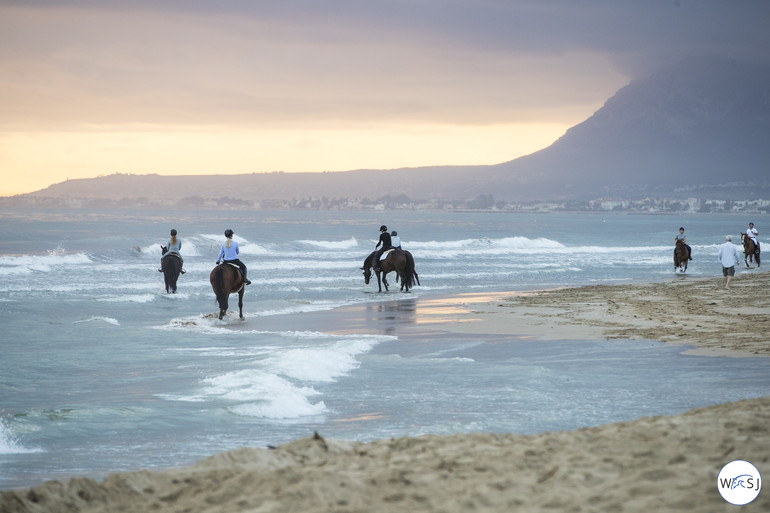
[741,233,761,268]
[361,249,416,292]
[161,245,182,293]
[210,263,245,320]
[673,239,690,273]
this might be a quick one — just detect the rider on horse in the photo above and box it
[373,225,393,272]
[674,227,692,260]
[390,231,401,249]
[159,228,185,273]
[747,222,760,255]
[216,229,251,285]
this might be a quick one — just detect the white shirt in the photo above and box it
[747,227,758,242]
[718,242,741,268]
[391,235,401,248]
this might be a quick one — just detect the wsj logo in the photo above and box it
[717,460,762,505]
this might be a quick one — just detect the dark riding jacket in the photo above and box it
[376,231,392,251]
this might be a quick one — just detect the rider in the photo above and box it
[373,225,392,272]
[674,227,692,260]
[215,229,251,285]
[390,230,401,250]
[159,228,185,273]
[747,222,760,254]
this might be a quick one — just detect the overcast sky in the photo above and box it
[1,0,768,195]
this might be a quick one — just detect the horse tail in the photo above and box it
[402,251,414,290]
[405,251,420,286]
[214,265,228,310]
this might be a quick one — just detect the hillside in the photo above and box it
[489,56,770,199]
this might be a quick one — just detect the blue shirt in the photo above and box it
[166,238,182,254]
[217,240,240,261]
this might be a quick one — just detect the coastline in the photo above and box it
[2,272,769,512]
[430,269,770,358]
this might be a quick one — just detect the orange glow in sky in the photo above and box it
[0,123,572,196]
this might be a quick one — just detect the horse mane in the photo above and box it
[363,251,376,269]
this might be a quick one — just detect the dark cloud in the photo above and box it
[0,0,768,129]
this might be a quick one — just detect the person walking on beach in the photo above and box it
[718,235,742,289]
[216,229,251,285]
[674,227,692,260]
[159,228,185,274]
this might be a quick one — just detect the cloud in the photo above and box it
[10,0,768,131]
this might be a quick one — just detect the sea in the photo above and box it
[1,207,768,490]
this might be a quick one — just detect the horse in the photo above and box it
[160,245,182,293]
[361,249,415,292]
[210,263,245,320]
[673,239,690,273]
[741,233,761,268]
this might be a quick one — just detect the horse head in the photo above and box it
[161,245,168,256]
[361,265,371,284]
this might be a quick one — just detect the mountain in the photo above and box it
[14,56,770,206]
[487,56,770,199]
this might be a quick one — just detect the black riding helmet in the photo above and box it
[380,225,387,232]
[170,229,177,236]
[225,229,234,238]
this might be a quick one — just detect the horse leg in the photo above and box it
[376,270,383,292]
[238,289,244,319]
[382,272,389,291]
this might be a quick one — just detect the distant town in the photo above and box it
[4,193,768,214]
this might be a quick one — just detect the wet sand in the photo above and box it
[2,272,768,512]
[421,269,770,358]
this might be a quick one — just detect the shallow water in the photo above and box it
[1,208,767,489]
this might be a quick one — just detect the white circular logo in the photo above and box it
[717,460,762,505]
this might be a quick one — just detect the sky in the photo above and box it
[1,0,769,196]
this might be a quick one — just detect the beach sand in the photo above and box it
[434,269,770,358]
[2,272,768,512]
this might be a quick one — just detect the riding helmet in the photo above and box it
[380,225,387,232]
[391,231,397,236]
[225,229,234,238]
[170,229,177,236]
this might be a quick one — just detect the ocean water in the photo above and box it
[1,208,768,489]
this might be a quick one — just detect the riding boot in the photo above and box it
[242,270,251,285]
[158,259,164,273]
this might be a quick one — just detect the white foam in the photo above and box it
[265,337,381,383]
[0,253,92,274]
[189,371,328,419]
[297,237,359,250]
[161,331,385,419]
[73,317,120,326]
[98,294,157,303]
[0,420,43,455]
